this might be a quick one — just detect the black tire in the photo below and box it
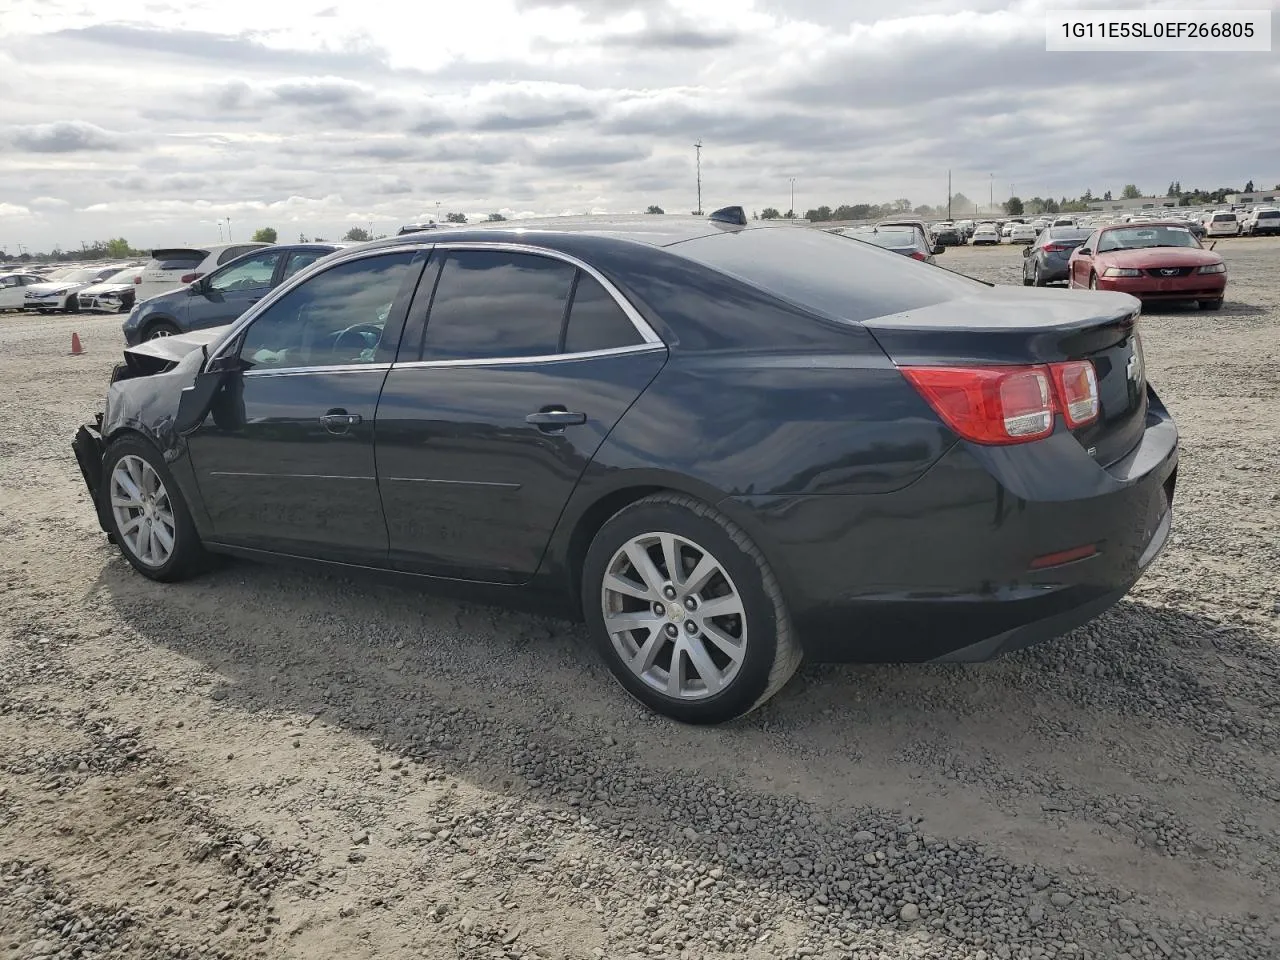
[64,295,79,313]
[100,435,208,582]
[143,320,181,340]
[581,493,802,725]
[1033,269,1048,287]
[1199,298,1223,311]
[1088,273,1098,290]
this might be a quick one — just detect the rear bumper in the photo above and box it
[725,391,1179,662]
[72,421,110,533]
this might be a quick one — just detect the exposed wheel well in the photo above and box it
[564,485,669,609]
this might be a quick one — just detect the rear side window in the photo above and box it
[563,273,643,353]
[423,251,575,361]
[1258,211,1280,219]
[672,228,984,324]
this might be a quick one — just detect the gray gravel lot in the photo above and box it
[2,238,1279,960]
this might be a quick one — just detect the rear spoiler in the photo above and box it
[149,248,209,260]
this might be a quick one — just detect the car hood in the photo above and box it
[26,281,80,294]
[82,281,133,295]
[1092,247,1220,268]
[124,324,231,365]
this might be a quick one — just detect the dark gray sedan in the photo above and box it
[1022,227,1092,286]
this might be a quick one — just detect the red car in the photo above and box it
[1068,222,1226,310]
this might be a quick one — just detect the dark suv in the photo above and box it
[123,243,341,344]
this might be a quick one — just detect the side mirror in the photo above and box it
[932,244,945,255]
[1077,248,1092,257]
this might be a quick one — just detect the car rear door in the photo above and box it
[375,244,667,584]
[184,248,427,563]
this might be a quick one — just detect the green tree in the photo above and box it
[949,192,972,214]
[1121,184,1142,200]
[1166,182,1176,198]
[1003,196,1024,216]
[298,233,310,243]
[486,213,507,221]
[1042,198,1060,214]
[343,227,372,242]
[805,205,833,222]
[894,198,911,212]
[104,238,133,258]
[644,205,664,215]
[1103,190,1112,201]
[445,212,467,224]
[1244,179,1255,193]
[251,227,277,243]
[760,207,782,219]
[1081,189,1094,202]
[783,209,795,219]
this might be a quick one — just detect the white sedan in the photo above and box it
[1007,222,1037,244]
[970,223,1001,246]
[23,265,123,313]
[0,271,47,311]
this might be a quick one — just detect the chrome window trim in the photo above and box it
[244,362,392,379]
[207,240,666,375]
[429,242,662,346]
[207,244,430,365]
[391,342,664,370]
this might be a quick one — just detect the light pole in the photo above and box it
[694,141,703,215]
[789,177,796,218]
[989,173,993,214]
[435,201,441,223]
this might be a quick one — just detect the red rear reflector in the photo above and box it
[902,360,1100,445]
[1029,544,1098,569]
[1050,360,1099,427]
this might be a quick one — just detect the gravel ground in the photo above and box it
[2,238,1279,960]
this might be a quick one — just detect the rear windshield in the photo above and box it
[1046,227,1092,241]
[1212,213,1236,222]
[857,230,918,250]
[147,253,204,271]
[671,227,983,323]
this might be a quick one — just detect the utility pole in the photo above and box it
[694,141,703,215]
[227,217,232,241]
[789,177,796,217]
[989,173,993,214]
[947,169,952,220]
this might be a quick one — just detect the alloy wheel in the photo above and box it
[601,532,747,700]
[109,454,177,568]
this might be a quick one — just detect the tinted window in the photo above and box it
[239,252,414,370]
[208,251,280,293]
[423,251,574,361]
[672,229,983,323]
[282,249,330,280]
[1211,214,1236,222]
[217,244,265,265]
[1258,211,1280,219]
[1046,227,1092,241]
[563,273,643,353]
[150,253,203,271]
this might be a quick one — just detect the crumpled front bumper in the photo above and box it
[72,418,110,533]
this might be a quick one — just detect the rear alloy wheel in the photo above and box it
[144,321,180,340]
[103,437,207,582]
[1199,299,1223,311]
[583,493,801,724]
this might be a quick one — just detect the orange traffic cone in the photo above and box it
[70,332,84,356]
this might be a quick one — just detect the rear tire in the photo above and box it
[1199,299,1223,311]
[101,436,208,582]
[1088,273,1098,290]
[582,493,801,725]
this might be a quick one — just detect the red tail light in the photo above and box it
[902,361,1099,445]
[180,272,202,284]
[1042,243,1069,253]
[909,251,928,261]
[133,276,141,284]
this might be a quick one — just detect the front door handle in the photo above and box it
[320,409,362,435]
[525,407,587,430]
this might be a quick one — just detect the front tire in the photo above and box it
[582,493,801,724]
[64,295,79,313]
[143,320,181,340]
[101,436,207,582]
[1088,273,1098,290]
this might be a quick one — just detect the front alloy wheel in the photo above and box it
[110,454,177,568]
[583,493,801,724]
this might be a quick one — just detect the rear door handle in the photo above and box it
[320,409,362,434]
[525,408,587,429]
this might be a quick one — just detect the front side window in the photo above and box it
[563,273,644,353]
[423,250,575,361]
[238,251,415,370]
[208,251,280,294]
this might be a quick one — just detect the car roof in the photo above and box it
[352,216,811,255]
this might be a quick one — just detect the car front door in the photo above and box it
[182,249,283,333]
[184,248,426,563]
[1071,231,1100,286]
[0,276,22,309]
[375,245,668,584]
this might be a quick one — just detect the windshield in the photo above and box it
[61,268,101,283]
[857,230,918,250]
[1097,226,1199,252]
[101,267,138,283]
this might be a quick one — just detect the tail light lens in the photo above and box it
[1050,360,1099,428]
[1042,243,1069,253]
[180,272,202,284]
[909,251,928,261]
[133,275,141,284]
[902,360,1099,445]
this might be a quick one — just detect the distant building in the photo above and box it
[1225,192,1279,205]
[1085,196,1175,212]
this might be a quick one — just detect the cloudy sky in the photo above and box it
[0,0,1277,251]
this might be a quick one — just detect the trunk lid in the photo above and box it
[865,287,1147,466]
